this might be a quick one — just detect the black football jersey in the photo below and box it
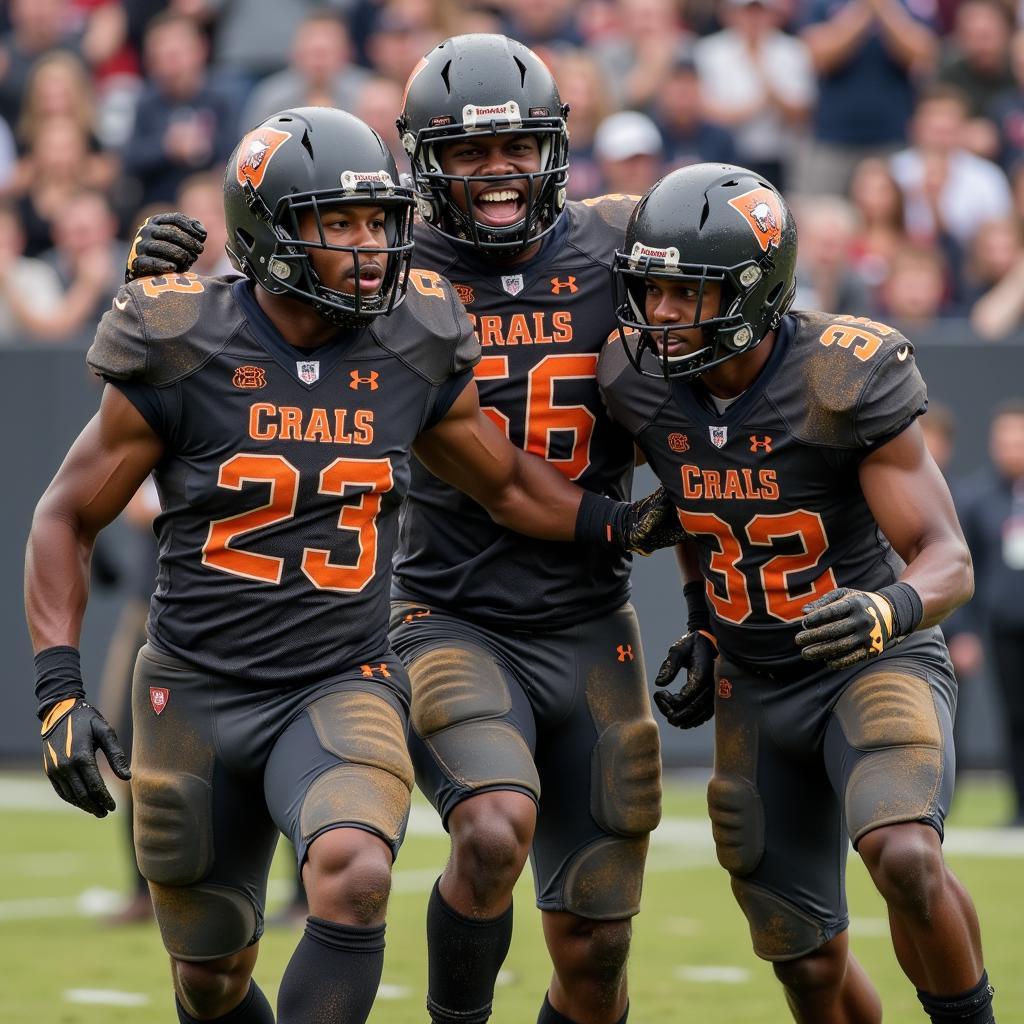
[87,272,479,686]
[393,197,639,628]
[598,312,928,673]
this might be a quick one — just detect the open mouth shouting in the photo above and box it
[472,184,526,226]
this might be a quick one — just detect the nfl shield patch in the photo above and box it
[297,360,320,384]
[150,687,169,715]
[501,274,524,296]
[709,425,728,448]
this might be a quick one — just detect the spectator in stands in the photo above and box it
[891,84,1012,251]
[352,76,405,166]
[793,195,874,315]
[937,0,1014,126]
[797,0,938,196]
[122,12,239,206]
[5,189,125,345]
[500,0,584,55]
[364,2,449,89]
[0,115,15,194]
[0,203,63,344]
[957,400,1024,828]
[0,0,84,126]
[967,217,1024,339]
[14,52,118,190]
[593,109,664,197]
[989,30,1024,173]
[847,155,911,299]
[694,0,815,189]
[12,116,103,257]
[652,51,740,172]
[877,242,952,332]
[175,172,231,276]
[239,11,371,134]
[592,0,692,110]
[552,48,613,201]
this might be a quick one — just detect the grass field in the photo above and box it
[0,770,1020,1024]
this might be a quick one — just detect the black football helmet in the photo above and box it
[224,106,415,327]
[612,163,797,380]
[396,33,570,254]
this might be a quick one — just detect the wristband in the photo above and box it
[574,490,627,546]
[683,580,712,633]
[877,581,924,639]
[34,646,85,720]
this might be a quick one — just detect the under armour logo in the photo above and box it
[749,435,772,453]
[350,370,380,391]
[360,663,391,679]
[550,276,578,294]
[402,609,431,624]
[717,678,732,699]
[616,644,634,662]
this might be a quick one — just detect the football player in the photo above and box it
[25,107,682,1024]
[599,162,996,1024]
[127,36,666,1024]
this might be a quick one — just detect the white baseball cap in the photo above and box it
[594,111,664,161]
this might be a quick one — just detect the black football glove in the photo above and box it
[653,630,718,729]
[40,698,131,817]
[619,486,685,555]
[795,588,902,669]
[125,212,207,283]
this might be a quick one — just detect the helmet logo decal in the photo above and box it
[462,101,522,130]
[236,127,292,189]
[340,169,394,192]
[728,187,783,252]
[629,241,680,269]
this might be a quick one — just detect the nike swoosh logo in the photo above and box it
[897,346,909,361]
[113,296,129,311]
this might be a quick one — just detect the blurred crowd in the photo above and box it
[3,0,1024,347]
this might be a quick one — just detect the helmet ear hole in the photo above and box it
[766,281,785,307]
[235,227,255,252]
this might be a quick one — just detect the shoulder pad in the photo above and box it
[370,271,481,385]
[87,274,241,387]
[597,329,670,437]
[574,194,640,232]
[780,312,927,448]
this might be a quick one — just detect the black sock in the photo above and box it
[175,981,275,1024]
[277,916,385,1024]
[918,971,996,1023]
[536,993,629,1024]
[426,878,514,1024]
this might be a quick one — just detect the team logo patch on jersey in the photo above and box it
[749,435,772,453]
[727,187,783,252]
[550,276,577,294]
[668,432,689,452]
[717,678,732,699]
[235,127,291,189]
[297,360,320,384]
[453,283,475,305]
[709,425,728,448]
[233,365,267,389]
[149,687,169,715]
[501,274,524,296]
[350,370,380,391]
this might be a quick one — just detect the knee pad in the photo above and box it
[409,645,540,797]
[150,882,259,962]
[707,773,765,876]
[562,836,649,920]
[133,770,214,886]
[730,878,828,962]
[585,665,662,837]
[835,671,944,846]
[303,691,414,847]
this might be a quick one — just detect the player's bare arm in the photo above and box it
[796,419,973,669]
[413,377,682,554]
[25,385,164,816]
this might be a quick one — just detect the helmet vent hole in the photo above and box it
[235,227,254,251]
[514,56,527,86]
[441,59,452,93]
[301,129,314,159]
[279,116,292,122]
[698,198,711,230]
[767,281,785,306]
